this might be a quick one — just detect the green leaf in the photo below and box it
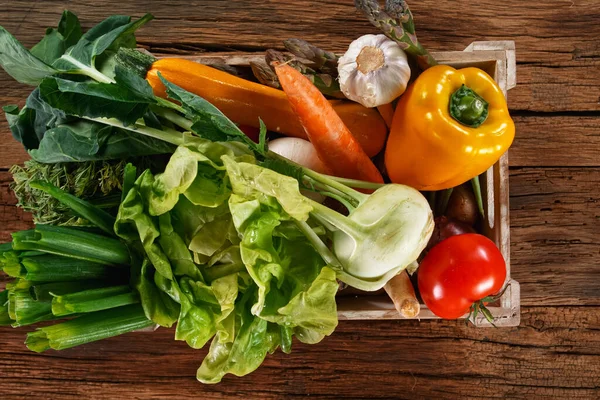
[158,73,266,155]
[121,163,138,204]
[4,105,38,150]
[115,171,174,280]
[53,14,153,72]
[29,119,174,163]
[157,213,203,281]
[146,145,234,216]
[0,26,57,85]
[114,64,156,101]
[132,258,179,327]
[4,87,69,151]
[196,291,280,384]
[223,155,313,221]
[31,11,82,64]
[173,277,218,349]
[39,76,153,126]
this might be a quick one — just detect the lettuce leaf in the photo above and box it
[114,144,339,384]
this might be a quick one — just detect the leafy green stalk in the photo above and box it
[25,304,153,352]
[51,285,139,316]
[11,225,130,265]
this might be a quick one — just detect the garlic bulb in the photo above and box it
[338,34,411,108]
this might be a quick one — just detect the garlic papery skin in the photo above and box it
[338,34,411,108]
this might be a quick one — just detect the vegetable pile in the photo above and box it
[0,0,515,384]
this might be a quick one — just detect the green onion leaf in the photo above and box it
[7,253,124,282]
[52,285,139,316]
[12,225,130,265]
[25,304,153,352]
[0,290,13,326]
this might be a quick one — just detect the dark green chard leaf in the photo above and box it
[29,120,174,163]
[52,14,153,78]
[4,89,68,151]
[114,64,156,101]
[30,11,83,64]
[39,76,154,126]
[158,73,268,156]
[25,304,153,353]
[3,105,39,150]
[0,26,58,85]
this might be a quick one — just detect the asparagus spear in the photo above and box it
[250,61,281,89]
[283,38,339,75]
[354,0,437,69]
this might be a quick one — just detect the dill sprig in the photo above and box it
[9,159,153,226]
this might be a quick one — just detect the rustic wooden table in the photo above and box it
[1,1,599,398]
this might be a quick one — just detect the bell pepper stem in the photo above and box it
[449,85,489,128]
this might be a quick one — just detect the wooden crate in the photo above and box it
[155,41,520,327]
[176,40,520,327]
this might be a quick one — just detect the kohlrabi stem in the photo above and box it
[83,117,186,146]
[303,175,359,209]
[301,167,368,203]
[320,191,356,212]
[295,220,342,268]
[306,198,363,238]
[324,176,385,190]
[61,55,116,84]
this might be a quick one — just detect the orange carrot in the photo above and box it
[273,63,384,184]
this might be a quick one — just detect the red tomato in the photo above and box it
[417,233,506,319]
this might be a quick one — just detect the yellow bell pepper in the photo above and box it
[384,65,515,191]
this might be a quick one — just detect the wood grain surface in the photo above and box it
[1,1,599,399]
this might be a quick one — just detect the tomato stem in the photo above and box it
[467,284,509,327]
